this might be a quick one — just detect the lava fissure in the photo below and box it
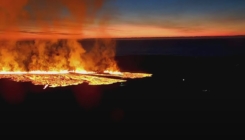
[0,71,152,88]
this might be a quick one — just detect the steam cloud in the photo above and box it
[0,0,118,72]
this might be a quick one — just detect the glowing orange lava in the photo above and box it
[0,70,152,88]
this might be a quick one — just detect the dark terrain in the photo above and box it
[1,37,245,125]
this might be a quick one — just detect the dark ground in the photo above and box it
[1,37,245,126]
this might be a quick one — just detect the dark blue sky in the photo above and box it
[108,0,245,20]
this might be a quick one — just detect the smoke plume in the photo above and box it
[0,0,118,72]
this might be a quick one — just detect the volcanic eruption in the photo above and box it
[0,0,152,89]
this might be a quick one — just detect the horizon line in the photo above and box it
[1,34,245,40]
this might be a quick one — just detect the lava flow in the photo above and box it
[0,71,152,88]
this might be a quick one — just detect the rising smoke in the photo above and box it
[0,0,118,72]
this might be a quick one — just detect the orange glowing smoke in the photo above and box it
[0,39,118,72]
[0,0,107,39]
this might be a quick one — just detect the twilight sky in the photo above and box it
[104,0,245,37]
[0,0,245,39]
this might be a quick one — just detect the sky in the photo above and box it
[0,0,245,39]
[104,0,245,37]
